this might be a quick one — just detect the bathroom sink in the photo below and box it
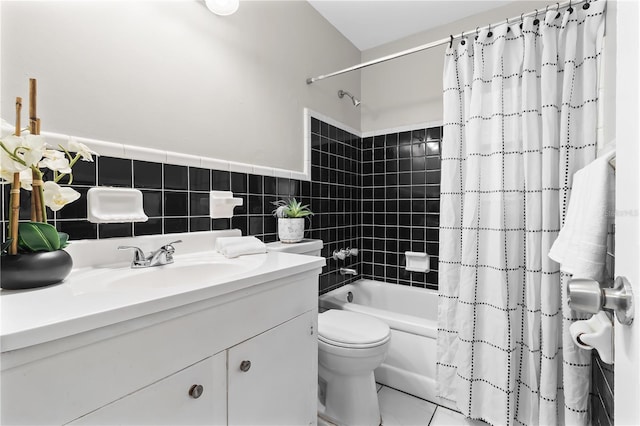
[106,261,247,289]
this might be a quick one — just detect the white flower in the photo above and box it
[1,118,15,137]
[0,135,29,174]
[21,134,46,167]
[39,149,72,174]
[42,181,80,211]
[69,139,98,162]
[0,168,32,190]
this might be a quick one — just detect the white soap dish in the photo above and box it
[210,191,243,219]
[87,187,149,223]
[405,251,430,273]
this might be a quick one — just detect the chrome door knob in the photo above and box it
[240,360,251,372]
[189,384,204,399]
[567,278,602,314]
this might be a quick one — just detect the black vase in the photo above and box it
[1,250,73,290]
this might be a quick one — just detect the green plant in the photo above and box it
[1,79,96,256]
[271,198,314,218]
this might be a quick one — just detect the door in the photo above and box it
[227,311,317,426]
[614,0,640,424]
[68,352,227,425]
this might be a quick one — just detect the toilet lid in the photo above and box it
[318,310,390,348]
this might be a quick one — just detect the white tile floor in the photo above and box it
[377,385,486,426]
[319,384,486,426]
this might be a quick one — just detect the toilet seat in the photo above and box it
[318,310,391,349]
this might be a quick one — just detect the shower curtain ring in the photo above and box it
[487,23,493,38]
[461,31,466,45]
[449,34,454,48]
[475,26,480,40]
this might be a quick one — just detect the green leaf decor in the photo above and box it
[17,222,63,252]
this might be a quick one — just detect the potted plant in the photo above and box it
[0,79,98,290]
[272,198,313,243]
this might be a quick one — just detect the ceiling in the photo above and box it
[307,1,513,51]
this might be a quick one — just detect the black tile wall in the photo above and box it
[591,353,614,426]
[360,127,441,289]
[0,119,443,297]
[309,118,361,294]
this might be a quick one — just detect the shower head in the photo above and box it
[338,90,361,107]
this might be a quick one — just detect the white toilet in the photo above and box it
[317,310,390,426]
[266,239,391,426]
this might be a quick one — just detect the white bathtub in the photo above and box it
[320,279,454,409]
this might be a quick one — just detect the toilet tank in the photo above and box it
[266,239,323,257]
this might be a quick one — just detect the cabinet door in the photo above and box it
[68,352,227,425]
[228,310,317,426]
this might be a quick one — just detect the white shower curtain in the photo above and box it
[437,2,606,425]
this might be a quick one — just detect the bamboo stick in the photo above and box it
[9,97,23,255]
[29,78,37,134]
[32,171,43,222]
[15,97,22,136]
[9,175,20,255]
[27,79,45,222]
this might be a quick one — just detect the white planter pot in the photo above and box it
[278,218,305,243]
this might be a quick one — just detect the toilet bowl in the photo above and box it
[318,309,391,426]
[265,240,389,425]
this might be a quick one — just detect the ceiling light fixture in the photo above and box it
[205,0,239,16]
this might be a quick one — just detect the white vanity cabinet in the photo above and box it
[69,352,228,425]
[1,268,320,426]
[228,310,317,425]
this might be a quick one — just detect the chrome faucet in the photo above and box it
[339,267,357,276]
[333,247,359,261]
[118,240,182,268]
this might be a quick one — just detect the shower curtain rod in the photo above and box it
[306,0,589,85]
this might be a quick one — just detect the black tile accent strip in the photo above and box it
[0,118,442,298]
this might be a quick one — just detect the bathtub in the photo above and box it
[320,279,454,409]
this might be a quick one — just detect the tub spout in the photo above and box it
[339,267,357,276]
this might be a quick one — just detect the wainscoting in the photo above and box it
[1,117,441,295]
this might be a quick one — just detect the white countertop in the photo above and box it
[0,231,325,353]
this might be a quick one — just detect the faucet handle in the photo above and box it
[161,240,182,253]
[332,249,347,261]
[117,246,147,264]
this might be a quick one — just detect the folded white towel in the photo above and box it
[548,153,615,281]
[215,236,266,258]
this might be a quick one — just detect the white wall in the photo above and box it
[360,1,555,133]
[0,1,361,172]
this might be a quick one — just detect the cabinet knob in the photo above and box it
[240,360,251,372]
[189,384,204,399]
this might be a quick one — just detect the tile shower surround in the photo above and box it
[1,119,442,293]
[360,127,441,289]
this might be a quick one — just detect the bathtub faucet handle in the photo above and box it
[333,249,348,260]
[332,247,359,261]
